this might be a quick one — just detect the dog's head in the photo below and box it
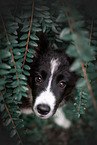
[28,33,78,119]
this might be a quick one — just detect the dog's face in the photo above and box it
[28,33,78,119]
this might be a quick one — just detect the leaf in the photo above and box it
[19,80,27,85]
[27,48,35,54]
[0,95,3,101]
[0,63,11,69]
[56,13,66,22]
[42,22,46,33]
[13,87,21,93]
[30,34,39,40]
[11,81,19,87]
[26,53,33,58]
[15,62,22,67]
[0,50,11,59]
[17,123,24,129]
[71,20,84,29]
[31,27,42,32]
[70,59,81,71]
[20,34,28,40]
[10,129,17,138]
[35,6,49,11]
[1,104,5,112]
[32,22,41,27]
[76,78,87,88]
[0,70,10,75]
[14,54,24,59]
[44,19,52,23]
[21,27,29,32]
[18,93,22,100]
[0,86,4,91]
[24,65,31,70]
[13,74,27,80]
[19,41,27,47]
[23,70,30,76]
[29,41,38,47]
[5,118,11,126]
[0,79,6,85]
[60,28,71,41]
[16,68,23,73]
[12,49,21,54]
[9,69,16,73]
[20,86,29,92]
[26,58,33,63]
[18,74,27,80]
[21,92,28,97]
[52,25,59,34]
[20,48,26,53]
[66,45,77,57]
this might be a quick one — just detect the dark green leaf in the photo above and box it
[29,41,38,47]
[31,27,42,32]
[0,70,10,75]
[27,48,35,54]
[9,69,16,73]
[5,118,11,126]
[0,79,6,85]
[30,34,39,40]
[23,70,30,76]
[70,59,81,71]
[19,80,27,85]
[0,50,11,59]
[10,129,17,138]
[1,104,5,112]
[44,19,52,23]
[20,34,28,40]
[24,65,31,70]
[0,63,11,69]
[76,78,87,88]
[26,58,33,63]
[60,28,71,41]
[19,41,27,47]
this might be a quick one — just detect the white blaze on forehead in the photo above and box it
[47,58,60,91]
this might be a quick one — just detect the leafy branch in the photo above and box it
[0,91,23,145]
[0,13,24,145]
[0,13,20,84]
[22,0,34,71]
[57,2,97,116]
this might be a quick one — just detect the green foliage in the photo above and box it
[0,0,97,145]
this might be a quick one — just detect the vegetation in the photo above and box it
[0,0,97,145]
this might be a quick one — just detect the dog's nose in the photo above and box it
[37,104,50,115]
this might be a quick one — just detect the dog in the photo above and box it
[20,33,78,128]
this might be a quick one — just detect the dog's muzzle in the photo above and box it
[33,103,54,119]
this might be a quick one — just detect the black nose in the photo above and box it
[37,104,50,115]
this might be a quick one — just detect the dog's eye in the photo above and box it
[59,81,66,88]
[35,76,42,83]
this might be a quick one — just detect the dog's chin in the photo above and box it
[33,109,55,119]
[37,115,51,119]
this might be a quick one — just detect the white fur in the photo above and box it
[33,91,56,118]
[20,108,33,114]
[53,108,71,129]
[47,58,60,91]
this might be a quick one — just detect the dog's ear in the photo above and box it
[37,32,50,53]
[29,32,50,57]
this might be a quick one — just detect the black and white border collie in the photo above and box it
[20,33,78,128]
